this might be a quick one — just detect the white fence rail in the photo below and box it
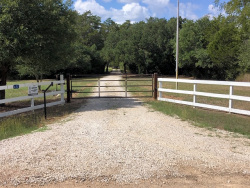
[0,75,65,118]
[158,78,250,116]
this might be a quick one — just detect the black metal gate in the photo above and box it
[69,74,154,99]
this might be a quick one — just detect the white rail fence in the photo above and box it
[0,75,65,118]
[158,78,250,116]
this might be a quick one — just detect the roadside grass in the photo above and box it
[0,98,88,141]
[0,78,96,141]
[236,73,250,82]
[146,99,250,138]
[128,78,250,138]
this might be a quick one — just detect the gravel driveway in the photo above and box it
[0,74,250,187]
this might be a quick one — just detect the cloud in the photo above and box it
[112,3,150,24]
[179,3,199,20]
[142,0,170,17]
[74,0,201,23]
[74,0,149,24]
[117,0,140,3]
[74,0,110,19]
[208,4,226,19]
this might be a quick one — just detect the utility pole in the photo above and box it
[176,0,179,89]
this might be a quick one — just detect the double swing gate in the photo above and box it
[68,74,156,99]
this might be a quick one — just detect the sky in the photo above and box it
[72,0,228,24]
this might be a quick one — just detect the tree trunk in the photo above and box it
[0,66,8,107]
[106,63,109,73]
[124,63,127,74]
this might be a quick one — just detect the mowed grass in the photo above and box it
[128,78,250,138]
[0,78,96,141]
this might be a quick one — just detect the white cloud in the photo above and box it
[117,0,140,3]
[112,3,150,24]
[74,0,110,19]
[179,3,199,20]
[142,0,169,7]
[208,4,226,19]
[142,0,170,17]
[74,0,149,24]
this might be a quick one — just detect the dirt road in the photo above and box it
[0,73,250,187]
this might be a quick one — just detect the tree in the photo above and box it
[238,39,250,73]
[178,17,212,78]
[73,11,105,74]
[100,18,119,73]
[207,16,242,80]
[0,0,77,100]
[215,0,250,34]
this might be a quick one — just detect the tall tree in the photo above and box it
[73,11,105,74]
[0,0,77,101]
[100,18,119,72]
[178,17,212,78]
[215,0,250,33]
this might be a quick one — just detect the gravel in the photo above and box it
[0,74,250,186]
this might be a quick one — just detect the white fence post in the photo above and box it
[125,77,127,97]
[31,97,35,112]
[159,81,162,98]
[98,78,101,98]
[229,85,234,113]
[60,74,65,103]
[193,83,197,107]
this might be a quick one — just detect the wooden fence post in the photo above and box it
[154,73,158,100]
[67,74,71,103]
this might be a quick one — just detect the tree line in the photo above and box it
[0,0,249,98]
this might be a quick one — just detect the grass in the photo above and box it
[0,97,89,140]
[0,114,42,140]
[146,99,250,138]
[127,77,250,138]
[0,78,96,141]
[125,76,154,97]
[71,77,98,98]
[236,73,250,82]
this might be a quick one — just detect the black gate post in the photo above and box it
[67,74,71,103]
